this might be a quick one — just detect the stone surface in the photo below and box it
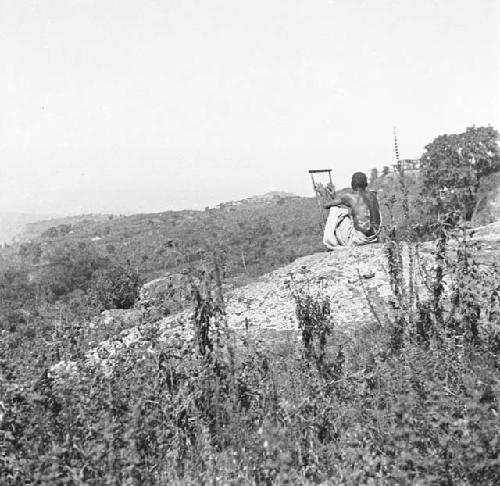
[224,244,393,333]
[86,243,417,368]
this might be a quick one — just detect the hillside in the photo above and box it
[12,192,299,243]
[0,192,325,333]
[83,220,500,368]
[5,193,323,285]
[2,190,500,483]
[3,168,499,322]
[4,221,497,484]
[15,213,115,242]
[0,212,58,245]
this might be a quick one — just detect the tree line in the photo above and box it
[368,125,499,229]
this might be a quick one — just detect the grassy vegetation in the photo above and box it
[1,150,499,483]
[1,213,499,484]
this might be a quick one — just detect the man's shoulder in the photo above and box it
[337,188,356,200]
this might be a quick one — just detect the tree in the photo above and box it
[18,242,42,264]
[42,226,59,239]
[41,241,109,299]
[89,264,140,310]
[419,126,499,223]
[58,224,72,236]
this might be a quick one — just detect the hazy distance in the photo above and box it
[1,0,499,216]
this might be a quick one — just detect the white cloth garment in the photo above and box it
[323,206,379,249]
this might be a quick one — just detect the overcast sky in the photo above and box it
[1,0,499,215]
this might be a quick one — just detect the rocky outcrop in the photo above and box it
[224,245,394,333]
[85,243,423,369]
[138,273,191,318]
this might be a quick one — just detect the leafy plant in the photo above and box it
[420,126,499,224]
[89,264,140,311]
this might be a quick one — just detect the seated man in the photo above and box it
[321,172,381,249]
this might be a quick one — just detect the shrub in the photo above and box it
[293,285,332,371]
[89,264,140,311]
[41,241,110,300]
[419,126,499,224]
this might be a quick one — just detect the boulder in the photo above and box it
[138,273,190,317]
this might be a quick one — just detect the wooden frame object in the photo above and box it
[308,169,333,230]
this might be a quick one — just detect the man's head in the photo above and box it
[351,172,368,191]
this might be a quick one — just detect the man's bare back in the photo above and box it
[322,172,381,237]
[326,189,380,236]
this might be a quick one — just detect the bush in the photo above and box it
[89,264,140,311]
[419,126,499,224]
[41,241,110,300]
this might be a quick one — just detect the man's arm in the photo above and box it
[324,196,351,209]
[324,189,353,209]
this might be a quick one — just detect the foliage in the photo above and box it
[17,242,42,264]
[420,126,499,224]
[4,196,323,292]
[369,168,422,238]
[292,276,335,376]
[1,218,499,484]
[40,241,111,300]
[89,264,140,311]
[1,128,500,483]
[0,264,38,333]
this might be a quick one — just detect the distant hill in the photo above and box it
[213,191,299,209]
[0,212,58,245]
[2,194,323,289]
[18,214,114,242]
[249,191,298,200]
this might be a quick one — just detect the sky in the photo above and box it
[0,0,499,215]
